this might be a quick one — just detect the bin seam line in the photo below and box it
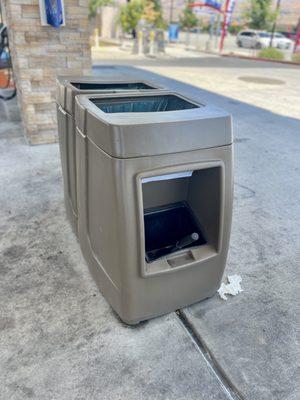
[86,135,232,160]
[176,310,243,400]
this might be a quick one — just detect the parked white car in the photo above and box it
[237,30,293,49]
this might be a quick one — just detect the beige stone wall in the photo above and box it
[2,0,92,144]
[99,6,120,39]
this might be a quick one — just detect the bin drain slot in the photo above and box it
[144,201,206,262]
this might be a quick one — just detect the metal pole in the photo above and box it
[169,0,174,23]
[215,14,221,49]
[270,0,281,48]
[219,0,230,52]
[196,16,201,50]
[293,18,300,53]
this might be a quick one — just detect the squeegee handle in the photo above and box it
[174,232,199,250]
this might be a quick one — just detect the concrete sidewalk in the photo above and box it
[1,56,299,399]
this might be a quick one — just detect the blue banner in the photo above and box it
[168,24,179,42]
[205,0,221,10]
[45,0,63,28]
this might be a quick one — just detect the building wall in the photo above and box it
[277,0,300,30]
[2,0,92,145]
[99,6,120,39]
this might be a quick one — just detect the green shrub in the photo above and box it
[291,53,300,63]
[228,24,244,35]
[179,2,198,30]
[258,47,284,60]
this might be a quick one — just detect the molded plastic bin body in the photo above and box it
[75,92,233,324]
[56,76,162,234]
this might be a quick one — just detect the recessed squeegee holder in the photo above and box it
[144,202,207,262]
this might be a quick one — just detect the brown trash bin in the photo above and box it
[75,91,234,324]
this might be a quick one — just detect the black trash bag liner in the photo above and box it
[71,82,155,90]
[144,201,206,262]
[92,95,199,113]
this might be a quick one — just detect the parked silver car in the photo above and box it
[237,30,293,49]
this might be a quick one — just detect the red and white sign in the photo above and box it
[219,0,236,51]
[294,21,300,53]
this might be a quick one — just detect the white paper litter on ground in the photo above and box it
[218,275,243,300]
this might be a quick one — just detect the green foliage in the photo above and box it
[244,0,276,30]
[142,0,165,28]
[258,47,284,60]
[291,53,300,63]
[120,0,144,33]
[89,0,114,18]
[120,0,165,33]
[200,23,210,33]
[179,1,198,30]
[228,24,244,35]
[147,0,166,29]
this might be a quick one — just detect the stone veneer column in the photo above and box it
[2,0,92,144]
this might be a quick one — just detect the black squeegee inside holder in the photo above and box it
[144,202,207,262]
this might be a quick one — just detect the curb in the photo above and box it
[221,53,300,66]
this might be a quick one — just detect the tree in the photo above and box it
[120,0,144,34]
[141,1,162,27]
[120,0,165,33]
[89,0,114,19]
[146,0,165,28]
[179,1,198,30]
[244,0,277,31]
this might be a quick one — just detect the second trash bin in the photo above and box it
[75,91,233,324]
[56,75,161,234]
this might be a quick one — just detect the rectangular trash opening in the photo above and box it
[144,202,206,262]
[142,168,221,263]
[91,94,199,113]
[70,82,157,90]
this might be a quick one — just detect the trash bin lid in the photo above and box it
[75,91,232,158]
[56,75,162,115]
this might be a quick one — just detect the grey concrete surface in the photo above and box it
[0,134,232,400]
[183,108,300,400]
[93,60,300,400]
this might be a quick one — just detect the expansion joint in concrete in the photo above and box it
[176,310,243,400]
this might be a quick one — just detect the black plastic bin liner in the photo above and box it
[144,202,206,262]
[70,82,156,90]
[92,95,199,114]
